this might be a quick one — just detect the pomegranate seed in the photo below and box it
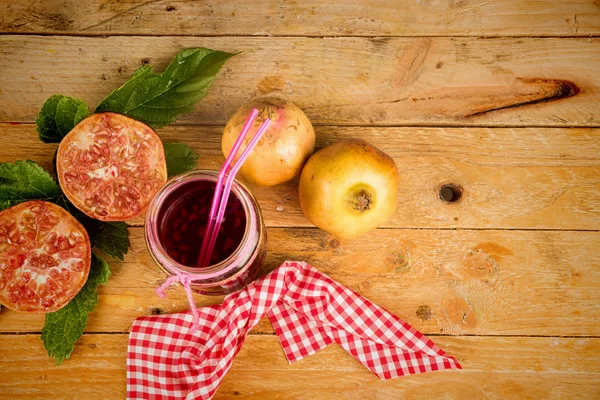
[41,298,55,308]
[38,283,47,297]
[173,231,183,243]
[45,244,58,255]
[58,237,69,251]
[67,235,76,247]
[25,288,36,300]
[172,218,182,231]
[129,189,141,200]
[158,180,246,268]
[177,243,191,252]
[29,257,40,268]
[20,272,31,284]
[72,261,84,272]
[8,228,18,240]
[47,213,59,224]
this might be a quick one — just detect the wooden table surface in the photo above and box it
[1,1,599,398]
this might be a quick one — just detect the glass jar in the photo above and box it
[145,170,267,295]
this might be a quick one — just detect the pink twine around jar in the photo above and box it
[156,271,200,332]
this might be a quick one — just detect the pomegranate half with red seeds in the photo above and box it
[56,112,167,221]
[0,201,91,313]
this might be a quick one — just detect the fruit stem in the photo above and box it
[353,190,372,212]
[259,107,275,121]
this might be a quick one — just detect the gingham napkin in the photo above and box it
[127,261,461,399]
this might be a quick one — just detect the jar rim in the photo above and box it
[145,169,257,280]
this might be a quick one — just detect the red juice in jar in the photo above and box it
[157,181,247,267]
[145,170,267,295]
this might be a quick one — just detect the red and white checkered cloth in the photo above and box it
[127,261,461,399]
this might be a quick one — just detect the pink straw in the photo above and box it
[197,109,259,267]
[197,111,272,268]
[200,119,272,267]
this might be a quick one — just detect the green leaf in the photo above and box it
[163,142,199,177]
[0,160,61,210]
[90,65,153,114]
[41,254,111,365]
[87,221,130,261]
[36,95,89,143]
[95,48,236,128]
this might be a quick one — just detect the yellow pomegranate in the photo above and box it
[222,97,315,186]
[299,139,399,239]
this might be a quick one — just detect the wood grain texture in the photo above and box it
[1,228,598,336]
[1,124,598,230]
[1,334,598,399]
[1,0,599,37]
[1,36,599,126]
[1,4,599,398]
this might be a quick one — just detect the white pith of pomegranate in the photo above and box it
[56,112,168,221]
[0,201,91,313]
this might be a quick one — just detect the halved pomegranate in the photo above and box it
[0,201,91,313]
[56,112,167,221]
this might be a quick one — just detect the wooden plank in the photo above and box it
[1,36,599,126]
[1,228,598,336]
[1,124,599,230]
[1,1,598,37]
[0,334,598,399]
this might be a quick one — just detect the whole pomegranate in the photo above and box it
[222,97,315,186]
[299,139,399,239]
